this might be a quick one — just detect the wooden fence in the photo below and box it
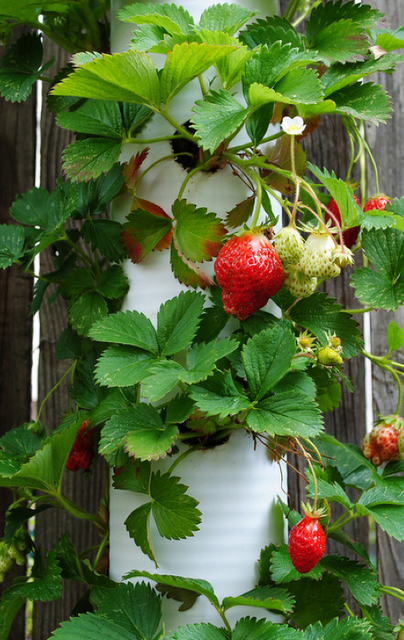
[0,1,403,637]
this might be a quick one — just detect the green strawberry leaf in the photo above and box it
[0,32,54,103]
[160,42,237,106]
[0,422,81,491]
[387,320,404,353]
[222,585,294,614]
[329,82,392,124]
[246,389,323,438]
[96,581,162,639]
[56,99,123,137]
[247,74,320,110]
[232,617,305,640]
[243,43,317,98]
[89,310,159,354]
[376,27,404,52]
[357,480,404,540]
[81,219,127,263]
[192,89,248,153]
[241,322,296,401]
[0,422,45,463]
[118,2,195,35]
[9,186,49,227]
[94,345,156,388]
[69,291,108,337]
[184,337,238,383]
[321,54,404,97]
[9,181,77,234]
[112,404,178,461]
[305,617,373,640]
[287,292,362,358]
[62,137,122,182]
[308,163,361,227]
[200,33,252,89]
[320,555,380,607]
[350,228,404,312]
[287,573,345,629]
[306,1,380,63]
[124,471,201,562]
[157,290,205,356]
[271,544,323,582]
[199,4,258,35]
[0,549,62,606]
[123,570,219,608]
[96,265,129,300]
[306,476,354,510]
[239,16,304,51]
[51,50,161,107]
[45,611,143,640]
[75,162,123,217]
[190,370,251,419]
[113,460,151,495]
[0,224,25,267]
[172,199,226,262]
[124,504,156,564]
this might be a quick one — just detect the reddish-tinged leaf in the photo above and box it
[225,196,255,228]
[172,198,227,262]
[122,149,149,190]
[263,136,306,195]
[121,200,173,263]
[170,240,214,289]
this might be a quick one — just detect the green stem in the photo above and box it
[283,0,301,21]
[167,444,202,474]
[93,530,109,572]
[55,490,104,527]
[177,163,206,201]
[251,173,263,228]
[227,130,284,155]
[296,438,319,510]
[62,230,95,270]
[327,512,358,533]
[380,586,404,603]
[161,110,197,143]
[125,134,184,145]
[342,307,374,314]
[35,362,76,428]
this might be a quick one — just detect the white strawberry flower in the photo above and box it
[281,115,306,136]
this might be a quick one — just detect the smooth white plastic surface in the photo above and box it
[109,0,285,631]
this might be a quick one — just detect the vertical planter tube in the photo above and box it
[110,0,284,631]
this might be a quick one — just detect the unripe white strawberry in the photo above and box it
[274,227,305,264]
[297,232,341,278]
[283,267,318,298]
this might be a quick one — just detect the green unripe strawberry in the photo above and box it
[317,346,343,367]
[283,268,317,298]
[274,227,305,264]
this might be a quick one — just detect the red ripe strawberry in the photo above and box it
[66,419,95,472]
[362,415,404,466]
[363,194,389,212]
[288,511,326,573]
[325,195,361,249]
[214,230,284,321]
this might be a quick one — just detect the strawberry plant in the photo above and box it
[0,1,404,639]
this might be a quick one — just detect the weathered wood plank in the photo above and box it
[364,3,404,621]
[0,28,36,639]
[31,40,106,640]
